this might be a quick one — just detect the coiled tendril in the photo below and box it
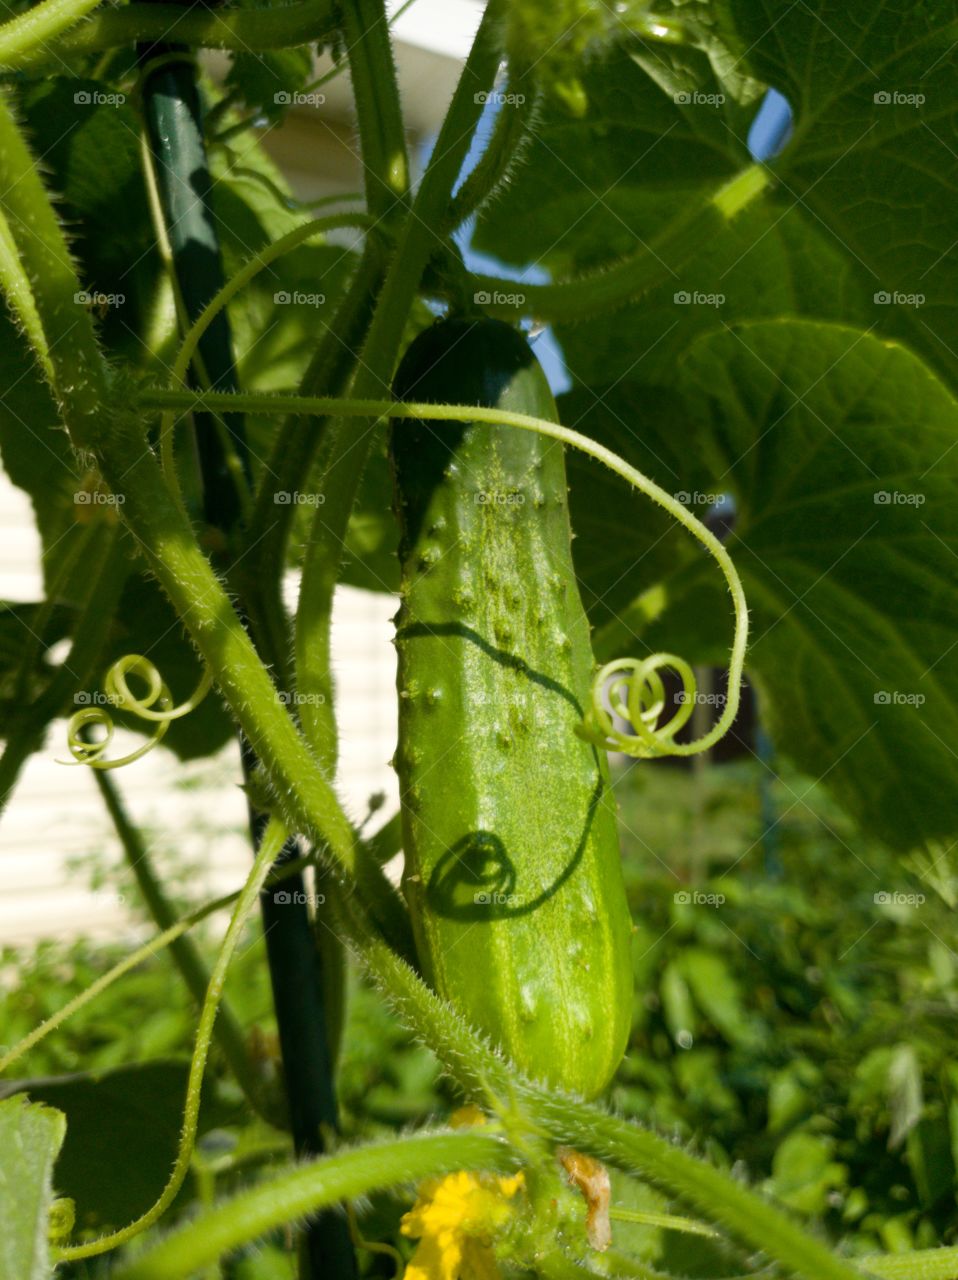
[63,654,213,770]
[577,653,698,758]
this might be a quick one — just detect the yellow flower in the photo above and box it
[400,1167,525,1280]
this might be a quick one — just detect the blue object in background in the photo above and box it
[748,88,792,161]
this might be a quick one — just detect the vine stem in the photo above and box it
[0,202,52,381]
[56,816,288,1262]
[5,0,337,69]
[0,92,108,437]
[141,388,749,756]
[0,0,105,67]
[110,1130,518,1280]
[470,165,770,322]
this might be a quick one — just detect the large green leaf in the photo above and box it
[564,322,958,850]
[0,1094,66,1280]
[716,0,958,393]
[474,34,755,274]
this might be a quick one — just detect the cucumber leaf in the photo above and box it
[564,322,958,851]
[0,1094,66,1280]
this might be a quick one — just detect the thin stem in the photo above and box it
[8,0,337,69]
[57,817,287,1262]
[341,0,409,225]
[0,202,52,382]
[110,1130,517,1280]
[447,75,536,229]
[0,92,108,438]
[141,388,748,759]
[609,1206,719,1238]
[245,242,386,760]
[91,764,269,1116]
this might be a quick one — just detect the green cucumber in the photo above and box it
[390,316,633,1098]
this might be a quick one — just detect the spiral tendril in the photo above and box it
[62,654,213,770]
[576,654,699,757]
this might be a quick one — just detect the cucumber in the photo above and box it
[390,317,633,1098]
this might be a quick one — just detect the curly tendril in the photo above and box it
[577,653,698,758]
[62,654,213,770]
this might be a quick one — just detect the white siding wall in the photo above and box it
[0,463,400,944]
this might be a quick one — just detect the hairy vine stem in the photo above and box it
[469,165,770,322]
[4,0,338,69]
[111,1130,518,1280]
[0,92,109,437]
